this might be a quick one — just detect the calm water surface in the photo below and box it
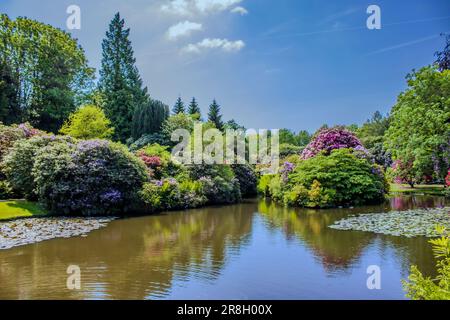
[0,195,448,300]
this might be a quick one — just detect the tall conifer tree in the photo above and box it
[99,12,148,142]
[188,97,201,117]
[172,97,185,114]
[208,99,224,130]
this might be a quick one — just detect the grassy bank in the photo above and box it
[390,184,447,196]
[0,200,48,221]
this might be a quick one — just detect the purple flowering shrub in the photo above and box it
[301,127,365,159]
[33,140,149,216]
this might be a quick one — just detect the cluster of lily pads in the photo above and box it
[329,207,450,238]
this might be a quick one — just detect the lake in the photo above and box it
[0,195,448,300]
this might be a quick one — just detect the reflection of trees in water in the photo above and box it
[0,203,254,300]
[257,197,440,275]
[258,200,373,272]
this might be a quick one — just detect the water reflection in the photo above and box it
[0,196,447,299]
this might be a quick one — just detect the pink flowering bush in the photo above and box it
[301,127,365,159]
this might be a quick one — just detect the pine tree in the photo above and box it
[172,97,185,114]
[187,97,201,117]
[208,99,224,130]
[131,99,169,140]
[99,12,149,142]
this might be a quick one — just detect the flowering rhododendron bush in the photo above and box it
[32,140,149,216]
[301,127,365,159]
[259,149,388,208]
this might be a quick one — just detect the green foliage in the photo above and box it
[403,226,450,300]
[0,14,95,132]
[3,135,74,199]
[261,149,388,208]
[188,164,241,204]
[257,174,276,197]
[279,129,311,147]
[33,140,149,216]
[207,99,224,131]
[0,180,15,200]
[139,179,207,212]
[161,113,195,146]
[129,133,167,151]
[279,143,303,158]
[60,105,114,139]
[172,97,186,114]
[288,149,388,207]
[384,66,450,182]
[187,97,201,118]
[231,164,258,197]
[131,99,169,140]
[99,13,149,142]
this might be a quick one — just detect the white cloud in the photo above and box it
[167,21,203,40]
[161,0,191,15]
[160,0,243,15]
[182,38,245,53]
[195,0,242,13]
[230,6,248,15]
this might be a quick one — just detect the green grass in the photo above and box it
[390,184,447,196]
[0,200,48,221]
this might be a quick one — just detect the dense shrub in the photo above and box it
[288,149,388,207]
[33,140,149,216]
[261,149,388,208]
[139,178,207,211]
[2,135,74,199]
[279,143,303,158]
[137,143,183,179]
[0,180,16,199]
[231,164,257,197]
[188,164,241,204]
[301,127,364,159]
[0,123,41,163]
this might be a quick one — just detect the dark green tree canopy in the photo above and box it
[99,12,149,142]
[0,60,19,125]
[384,66,450,181]
[172,97,186,114]
[207,99,224,130]
[132,99,169,140]
[0,14,95,132]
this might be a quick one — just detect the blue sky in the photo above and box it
[1,0,449,132]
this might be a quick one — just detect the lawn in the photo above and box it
[0,200,48,221]
[390,184,447,196]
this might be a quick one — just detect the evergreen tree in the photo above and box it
[99,12,149,142]
[132,99,169,140]
[172,97,185,114]
[208,99,224,130]
[187,97,201,117]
